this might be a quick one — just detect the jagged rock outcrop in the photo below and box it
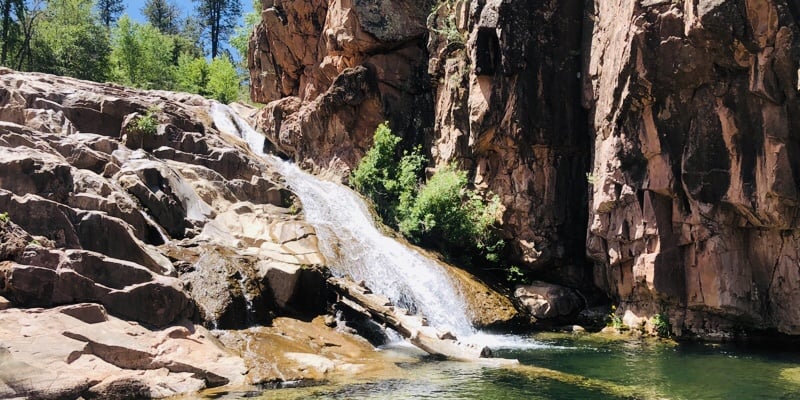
[249,0,591,287]
[426,0,590,283]
[0,69,336,397]
[514,281,583,321]
[248,0,435,172]
[586,0,800,337]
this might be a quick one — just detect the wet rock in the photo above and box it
[180,247,273,329]
[514,281,583,320]
[442,258,519,328]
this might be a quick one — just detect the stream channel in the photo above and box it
[210,104,800,400]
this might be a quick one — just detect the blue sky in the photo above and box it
[123,0,255,59]
[124,0,254,25]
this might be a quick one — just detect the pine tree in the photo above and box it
[142,0,179,35]
[95,0,124,28]
[0,0,23,65]
[193,0,240,58]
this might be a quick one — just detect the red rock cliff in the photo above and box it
[249,0,800,337]
[587,0,800,337]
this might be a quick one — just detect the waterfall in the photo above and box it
[210,103,475,337]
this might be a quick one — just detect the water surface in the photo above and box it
[218,333,800,400]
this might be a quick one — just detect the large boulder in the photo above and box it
[514,281,583,320]
[0,305,245,399]
[1,248,192,327]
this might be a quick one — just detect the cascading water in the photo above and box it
[210,103,474,337]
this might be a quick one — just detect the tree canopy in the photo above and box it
[142,0,179,35]
[0,0,252,104]
[96,0,123,28]
[193,0,240,58]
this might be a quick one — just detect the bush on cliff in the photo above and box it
[351,123,504,264]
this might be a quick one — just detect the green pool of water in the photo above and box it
[215,333,800,399]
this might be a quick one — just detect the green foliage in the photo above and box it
[350,122,404,217]
[96,0,124,28]
[110,16,175,89]
[0,211,9,223]
[398,164,502,261]
[142,0,179,34]
[175,54,208,94]
[0,0,25,66]
[607,305,624,330]
[651,313,672,338]
[351,123,504,265]
[30,0,111,81]
[506,265,526,285]
[206,56,239,103]
[133,106,160,135]
[174,55,239,103]
[586,173,598,185]
[229,0,260,67]
[428,0,466,45]
[193,0,241,58]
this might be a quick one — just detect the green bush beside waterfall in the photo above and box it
[351,122,504,265]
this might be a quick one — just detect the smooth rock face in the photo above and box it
[586,0,800,336]
[0,305,245,399]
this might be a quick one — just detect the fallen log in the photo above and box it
[328,277,493,361]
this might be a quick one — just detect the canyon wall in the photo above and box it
[249,0,592,287]
[249,0,800,337]
[587,0,800,337]
[247,0,435,172]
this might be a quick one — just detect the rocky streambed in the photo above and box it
[0,69,520,398]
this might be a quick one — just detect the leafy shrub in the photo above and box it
[351,123,503,265]
[0,212,9,223]
[350,122,411,222]
[175,54,209,94]
[110,16,175,90]
[651,313,672,338]
[206,57,240,104]
[174,55,240,104]
[506,265,526,284]
[607,305,624,330]
[398,164,501,259]
[133,106,160,136]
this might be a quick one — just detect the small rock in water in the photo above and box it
[561,325,585,333]
[600,326,618,334]
[437,330,457,340]
[421,317,429,326]
[357,280,372,294]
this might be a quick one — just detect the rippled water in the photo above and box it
[212,333,799,400]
